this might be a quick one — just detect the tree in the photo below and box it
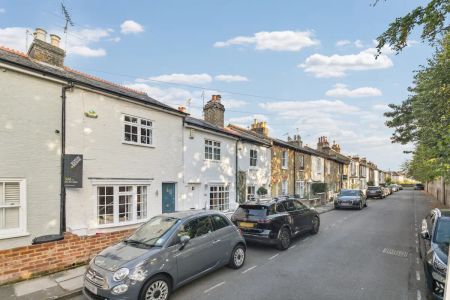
[375,0,450,55]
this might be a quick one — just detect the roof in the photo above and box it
[0,45,185,115]
[227,124,272,146]
[185,116,239,139]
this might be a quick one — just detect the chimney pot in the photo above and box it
[50,34,61,48]
[178,106,186,113]
[34,28,47,42]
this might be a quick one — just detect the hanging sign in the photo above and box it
[64,154,83,188]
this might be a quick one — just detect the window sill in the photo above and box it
[204,159,221,163]
[281,167,288,170]
[0,231,30,240]
[122,141,155,148]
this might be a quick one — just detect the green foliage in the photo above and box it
[257,186,268,196]
[311,183,327,194]
[385,177,392,185]
[384,35,450,181]
[375,0,450,55]
[367,181,374,186]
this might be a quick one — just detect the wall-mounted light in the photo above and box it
[189,129,195,139]
[84,110,98,118]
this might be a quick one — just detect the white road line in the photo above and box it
[268,253,279,260]
[416,271,421,281]
[204,282,226,293]
[417,290,421,300]
[289,245,296,250]
[241,265,257,274]
[416,257,419,265]
[416,247,419,253]
[303,237,310,242]
[415,239,418,244]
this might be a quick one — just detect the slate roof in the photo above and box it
[185,116,239,139]
[0,46,184,115]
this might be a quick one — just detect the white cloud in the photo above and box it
[63,28,111,57]
[373,104,390,111]
[69,46,106,57]
[299,47,393,78]
[0,27,30,52]
[215,74,249,82]
[336,39,364,48]
[214,30,319,51]
[354,40,363,48]
[120,20,144,34]
[0,8,5,13]
[139,73,213,85]
[325,84,382,98]
[221,99,248,108]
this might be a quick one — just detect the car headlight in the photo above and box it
[113,268,130,282]
[112,284,128,295]
[433,254,447,274]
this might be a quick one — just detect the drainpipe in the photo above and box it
[32,82,73,244]
[235,141,239,204]
[293,150,296,197]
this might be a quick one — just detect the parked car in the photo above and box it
[367,186,385,199]
[382,186,391,197]
[419,209,450,300]
[389,184,399,192]
[334,189,367,210]
[398,185,404,190]
[231,198,320,250]
[83,211,246,300]
[415,183,425,190]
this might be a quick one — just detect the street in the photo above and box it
[72,189,431,300]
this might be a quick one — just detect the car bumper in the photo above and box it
[335,202,360,208]
[242,231,279,245]
[367,194,382,198]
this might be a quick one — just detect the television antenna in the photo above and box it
[61,2,74,50]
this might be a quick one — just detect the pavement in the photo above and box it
[1,190,434,300]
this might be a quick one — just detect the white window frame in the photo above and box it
[0,178,27,238]
[250,149,258,167]
[93,181,151,228]
[281,179,288,196]
[295,181,305,198]
[247,185,256,201]
[281,150,288,169]
[209,184,229,211]
[122,114,154,147]
[205,139,221,161]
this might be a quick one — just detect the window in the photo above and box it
[326,161,331,175]
[283,200,296,212]
[123,115,153,146]
[209,185,229,211]
[247,186,256,201]
[211,215,230,230]
[250,149,258,167]
[281,150,288,169]
[299,155,304,169]
[293,200,307,210]
[276,203,286,213]
[295,181,305,198]
[0,179,26,236]
[97,185,149,225]
[205,139,221,161]
[180,216,213,239]
[281,179,288,196]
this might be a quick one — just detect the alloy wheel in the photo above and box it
[280,229,290,249]
[145,280,169,300]
[234,247,245,267]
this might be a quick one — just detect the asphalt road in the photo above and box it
[72,189,432,300]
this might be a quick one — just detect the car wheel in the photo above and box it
[364,201,367,207]
[140,274,171,300]
[334,205,339,210]
[311,216,320,234]
[228,244,246,269]
[277,228,291,250]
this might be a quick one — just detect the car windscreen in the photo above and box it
[234,205,269,219]
[127,216,179,247]
[339,190,359,196]
[434,219,450,244]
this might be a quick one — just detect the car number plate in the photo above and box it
[85,279,98,294]
[239,222,256,228]
[341,202,351,206]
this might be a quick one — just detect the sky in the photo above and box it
[0,0,434,170]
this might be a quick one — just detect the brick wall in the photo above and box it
[0,229,133,285]
[427,177,449,207]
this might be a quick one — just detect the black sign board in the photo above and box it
[64,154,83,188]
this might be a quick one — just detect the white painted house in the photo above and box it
[0,29,186,249]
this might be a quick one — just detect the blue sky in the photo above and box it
[0,0,433,170]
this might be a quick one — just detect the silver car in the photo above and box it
[83,210,246,300]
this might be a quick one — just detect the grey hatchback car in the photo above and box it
[83,210,246,300]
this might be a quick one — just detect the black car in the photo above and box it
[334,189,367,209]
[415,183,425,190]
[419,209,450,300]
[231,198,320,250]
[367,186,385,199]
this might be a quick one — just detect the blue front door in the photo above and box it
[162,183,176,213]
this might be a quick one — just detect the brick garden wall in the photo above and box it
[0,229,133,285]
[427,177,449,207]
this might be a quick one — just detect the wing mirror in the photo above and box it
[179,235,190,250]
[421,219,430,240]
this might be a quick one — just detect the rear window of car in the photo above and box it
[234,205,269,219]
[340,190,359,196]
[368,187,380,190]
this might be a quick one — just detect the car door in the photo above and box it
[174,216,215,283]
[293,200,313,232]
[283,200,302,234]
[210,214,234,263]
[359,191,366,206]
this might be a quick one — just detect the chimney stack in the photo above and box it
[288,134,303,147]
[28,28,65,67]
[317,136,330,153]
[331,140,341,153]
[203,95,225,127]
[250,119,269,136]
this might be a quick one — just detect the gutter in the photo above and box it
[33,82,73,244]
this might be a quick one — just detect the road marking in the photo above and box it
[416,257,419,265]
[382,248,409,258]
[416,271,420,281]
[417,290,421,300]
[204,282,225,293]
[241,265,257,274]
[416,247,419,254]
[289,245,296,250]
[303,237,309,242]
[415,239,418,244]
[268,253,279,260]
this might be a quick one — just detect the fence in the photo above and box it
[426,177,449,207]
